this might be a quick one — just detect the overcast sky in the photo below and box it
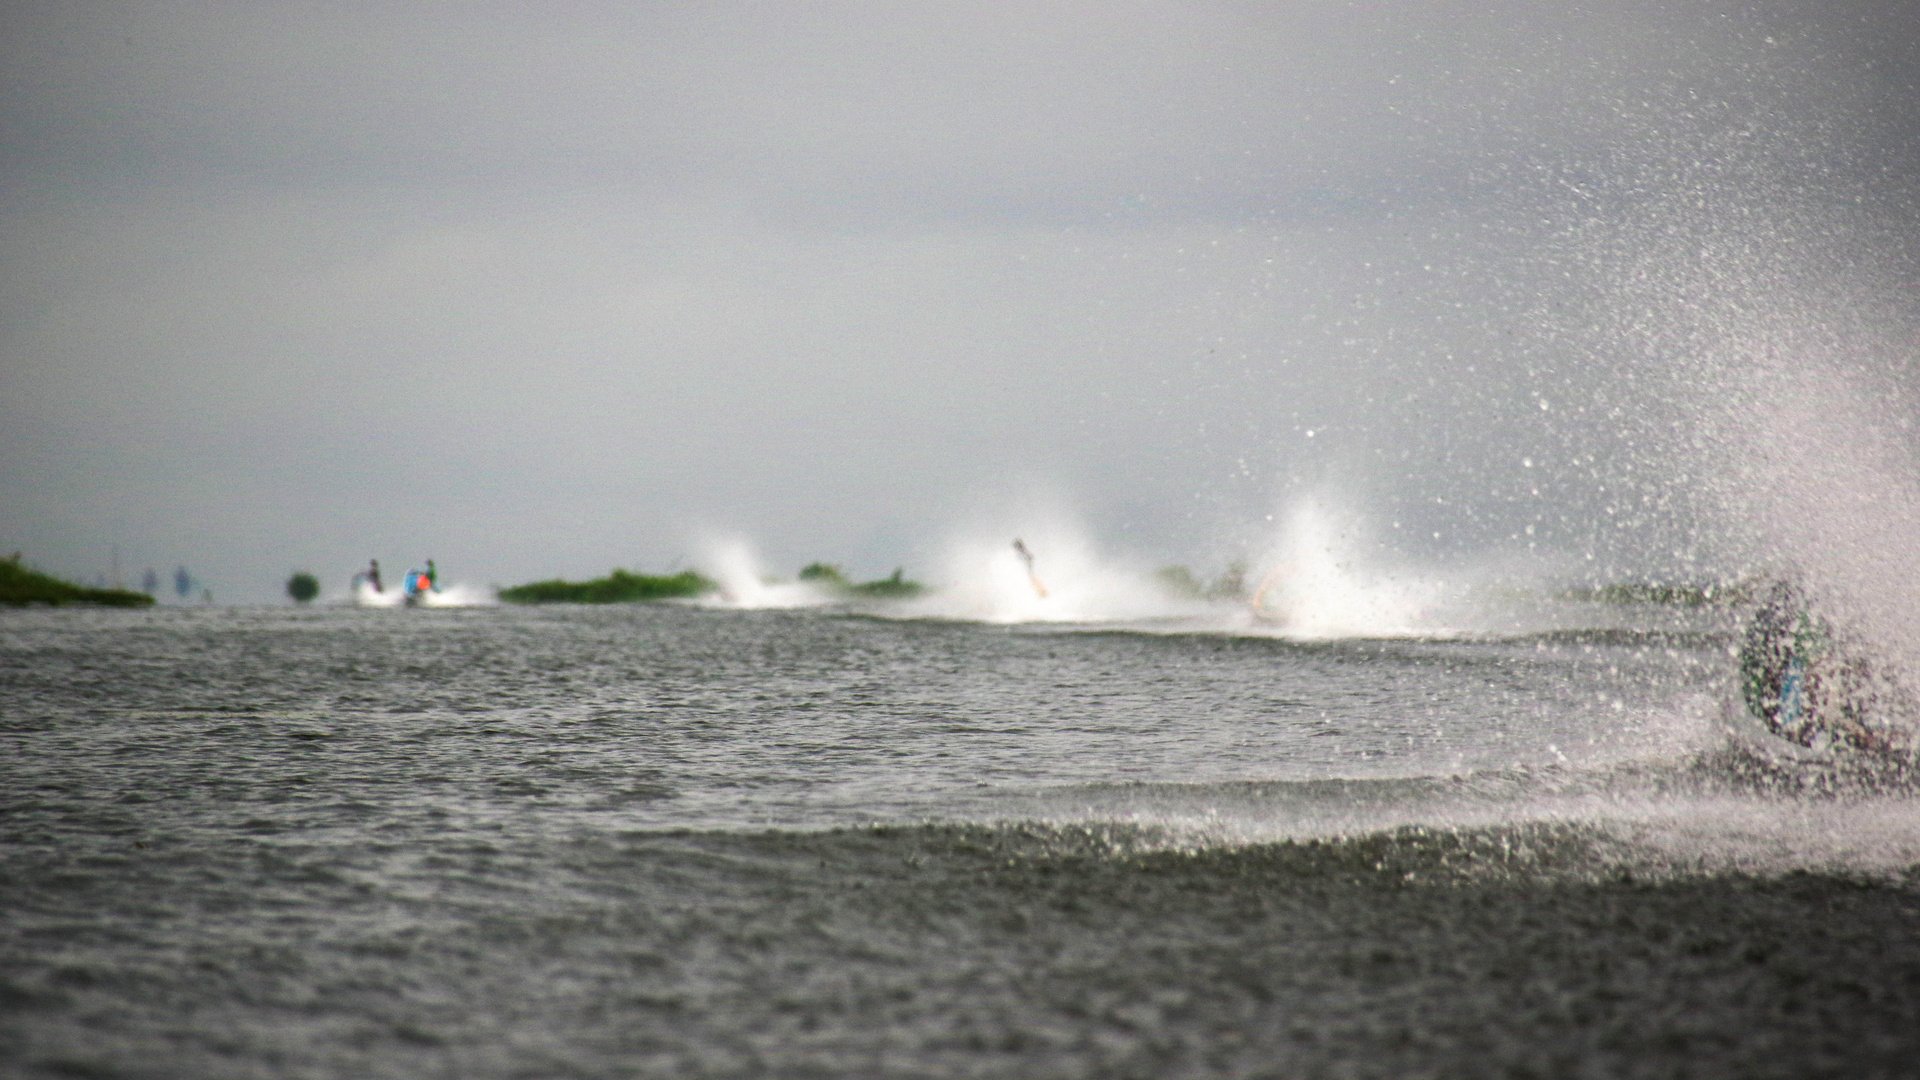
[5,0,1918,600]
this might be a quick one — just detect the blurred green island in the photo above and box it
[1151,563,1250,601]
[498,564,926,604]
[1,553,155,607]
[797,563,924,599]
[498,569,716,604]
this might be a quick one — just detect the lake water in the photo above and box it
[5,602,1920,1078]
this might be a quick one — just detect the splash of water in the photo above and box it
[346,578,494,607]
[348,580,402,607]
[693,538,836,609]
[691,503,1563,639]
[1246,498,1446,639]
[1580,108,1920,739]
[901,523,1206,624]
[1706,354,1920,678]
[413,581,495,607]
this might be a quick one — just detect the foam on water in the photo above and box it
[956,708,1920,881]
[346,580,403,607]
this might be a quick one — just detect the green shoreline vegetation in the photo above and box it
[1153,563,1251,601]
[498,569,715,604]
[499,564,931,605]
[1,553,156,607]
[797,563,925,599]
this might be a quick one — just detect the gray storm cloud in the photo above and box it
[3,1,1916,599]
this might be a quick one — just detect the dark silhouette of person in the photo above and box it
[1012,539,1048,599]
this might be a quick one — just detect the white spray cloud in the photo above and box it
[344,576,494,607]
[414,581,496,607]
[1701,348,1920,684]
[348,579,403,608]
[1246,497,1446,639]
[693,537,835,609]
[901,515,1207,625]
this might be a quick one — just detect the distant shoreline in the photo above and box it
[496,569,714,604]
[0,554,154,608]
[496,565,926,604]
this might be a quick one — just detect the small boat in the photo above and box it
[402,568,437,607]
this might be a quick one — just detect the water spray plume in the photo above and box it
[695,538,836,609]
[351,576,401,607]
[1576,108,1920,758]
[1247,567,1283,621]
[413,581,495,607]
[908,522,1204,624]
[1249,499,1442,639]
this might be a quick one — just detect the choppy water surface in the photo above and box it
[5,604,1919,1078]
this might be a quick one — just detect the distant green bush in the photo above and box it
[498,568,715,604]
[1206,561,1249,601]
[0,553,156,607]
[798,563,850,585]
[845,568,923,599]
[794,562,923,599]
[1154,565,1204,598]
[286,572,320,603]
